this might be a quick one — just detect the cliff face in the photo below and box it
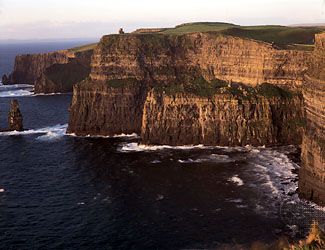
[141,90,304,146]
[68,32,308,139]
[67,81,147,136]
[6,49,92,94]
[7,51,70,84]
[34,50,92,93]
[90,33,309,88]
[299,34,325,206]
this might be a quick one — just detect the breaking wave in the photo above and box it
[118,142,210,152]
[0,84,34,97]
[67,133,139,139]
[0,124,68,141]
[228,175,244,186]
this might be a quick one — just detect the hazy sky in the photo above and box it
[0,0,324,40]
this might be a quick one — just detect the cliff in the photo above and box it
[34,50,92,93]
[68,32,308,142]
[8,99,23,131]
[6,51,70,84]
[5,49,93,94]
[89,33,309,88]
[299,33,325,206]
[67,80,147,135]
[141,86,304,146]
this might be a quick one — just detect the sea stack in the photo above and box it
[2,74,10,85]
[8,99,23,131]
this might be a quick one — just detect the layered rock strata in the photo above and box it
[89,33,309,88]
[34,50,92,93]
[5,49,92,94]
[6,51,70,85]
[67,81,147,136]
[141,90,304,146]
[68,32,309,139]
[299,33,325,206]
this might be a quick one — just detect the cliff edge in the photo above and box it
[299,33,325,206]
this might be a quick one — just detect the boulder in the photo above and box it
[1,74,10,85]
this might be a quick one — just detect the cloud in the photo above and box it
[0,20,178,40]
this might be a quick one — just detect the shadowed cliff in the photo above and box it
[3,46,94,94]
[299,33,325,206]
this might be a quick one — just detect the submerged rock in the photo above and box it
[8,99,23,131]
[1,74,10,85]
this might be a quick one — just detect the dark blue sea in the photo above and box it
[0,44,324,250]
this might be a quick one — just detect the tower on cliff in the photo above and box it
[8,99,23,131]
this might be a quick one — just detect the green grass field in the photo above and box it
[160,22,325,48]
[161,22,238,34]
[69,43,98,53]
[69,22,325,53]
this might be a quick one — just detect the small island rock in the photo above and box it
[8,99,23,131]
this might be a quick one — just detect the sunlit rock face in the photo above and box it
[299,33,325,206]
[68,32,309,140]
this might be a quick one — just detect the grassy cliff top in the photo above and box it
[161,22,238,34]
[69,43,98,53]
[160,22,325,47]
[70,22,324,52]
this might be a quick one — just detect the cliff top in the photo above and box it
[132,22,325,50]
[68,43,97,53]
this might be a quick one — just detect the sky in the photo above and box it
[0,0,324,40]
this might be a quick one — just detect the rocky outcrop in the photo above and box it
[34,50,92,93]
[8,99,23,131]
[299,33,325,206]
[141,89,304,146]
[7,51,70,85]
[6,49,93,93]
[1,74,9,85]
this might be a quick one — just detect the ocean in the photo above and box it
[0,44,324,249]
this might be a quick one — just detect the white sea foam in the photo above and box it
[0,84,34,97]
[247,147,325,223]
[178,159,195,164]
[195,154,234,163]
[151,160,162,164]
[118,142,209,152]
[227,198,243,203]
[33,92,71,96]
[0,124,68,141]
[113,133,139,138]
[67,133,139,139]
[228,175,244,186]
